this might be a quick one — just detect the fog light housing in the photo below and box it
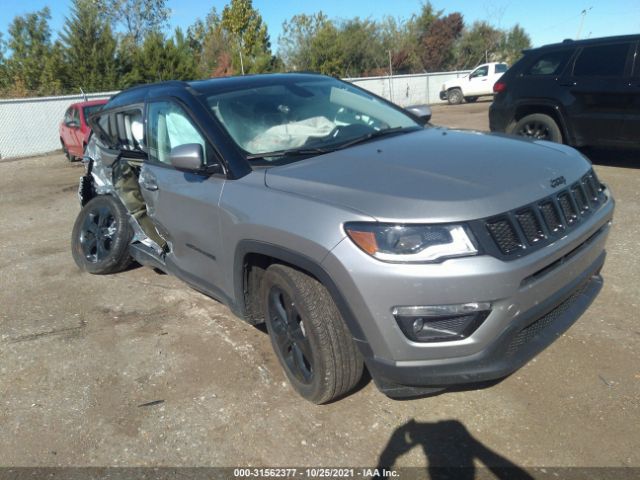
[392,303,491,342]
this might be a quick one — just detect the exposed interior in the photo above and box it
[92,107,166,249]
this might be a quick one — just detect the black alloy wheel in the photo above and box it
[267,286,314,384]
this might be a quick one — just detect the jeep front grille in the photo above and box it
[486,219,522,254]
[483,169,606,258]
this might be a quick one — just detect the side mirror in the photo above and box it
[170,143,204,171]
[405,104,432,125]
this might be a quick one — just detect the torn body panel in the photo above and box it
[80,135,165,255]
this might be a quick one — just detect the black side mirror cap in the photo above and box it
[405,104,432,125]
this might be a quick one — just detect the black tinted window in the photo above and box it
[527,50,573,75]
[495,63,508,73]
[573,43,631,77]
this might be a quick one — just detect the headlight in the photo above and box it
[344,222,478,263]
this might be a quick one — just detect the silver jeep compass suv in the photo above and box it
[72,73,614,403]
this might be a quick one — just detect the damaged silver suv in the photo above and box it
[72,73,614,403]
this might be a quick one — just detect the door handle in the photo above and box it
[139,170,158,191]
[559,80,577,87]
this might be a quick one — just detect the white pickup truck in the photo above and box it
[440,62,508,104]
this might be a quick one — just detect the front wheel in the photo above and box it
[447,88,463,105]
[262,264,363,404]
[510,113,563,143]
[71,195,133,274]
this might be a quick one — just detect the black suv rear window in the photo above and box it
[573,43,631,77]
[526,50,573,75]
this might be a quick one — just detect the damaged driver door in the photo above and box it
[140,100,227,298]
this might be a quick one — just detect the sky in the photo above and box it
[1,0,639,51]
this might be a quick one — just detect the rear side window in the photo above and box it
[526,50,573,76]
[573,43,632,77]
[495,63,508,73]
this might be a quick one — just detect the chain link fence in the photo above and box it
[346,70,471,107]
[0,71,471,160]
[0,91,117,159]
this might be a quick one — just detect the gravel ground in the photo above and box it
[0,102,638,470]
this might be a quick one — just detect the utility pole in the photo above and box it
[388,50,394,102]
[238,39,245,75]
[576,7,592,40]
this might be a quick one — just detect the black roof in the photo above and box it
[105,73,330,109]
[531,33,640,51]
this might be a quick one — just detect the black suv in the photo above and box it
[490,35,639,148]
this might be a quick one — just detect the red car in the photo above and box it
[59,99,108,161]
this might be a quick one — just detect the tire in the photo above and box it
[447,88,463,105]
[510,113,563,143]
[464,96,478,103]
[71,195,133,274]
[262,264,363,404]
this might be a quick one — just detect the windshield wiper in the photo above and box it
[330,126,420,151]
[246,146,329,160]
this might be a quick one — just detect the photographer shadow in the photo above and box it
[376,419,533,480]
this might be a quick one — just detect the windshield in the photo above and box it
[205,77,420,160]
[83,104,104,120]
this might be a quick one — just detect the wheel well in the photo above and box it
[513,105,567,139]
[241,253,320,326]
[447,86,462,92]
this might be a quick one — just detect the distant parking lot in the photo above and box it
[1,102,638,470]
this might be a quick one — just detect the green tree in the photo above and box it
[99,0,170,44]
[419,13,464,71]
[6,7,53,95]
[0,32,8,93]
[40,41,69,95]
[189,7,235,77]
[279,12,331,71]
[454,21,503,69]
[501,24,531,64]
[336,18,384,77]
[280,15,385,77]
[121,29,197,87]
[60,0,117,92]
[379,17,423,74]
[221,0,273,74]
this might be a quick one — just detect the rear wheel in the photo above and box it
[71,195,133,274]
[61,139,72,161]
[464,96,478,103]
[510,113,563,143]
[262,264,363,404]
[447,88,463,105]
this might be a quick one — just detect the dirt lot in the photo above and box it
[1,102,639,471]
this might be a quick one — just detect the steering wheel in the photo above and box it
[327,123,375,140]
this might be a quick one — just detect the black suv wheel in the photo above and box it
[71,195,133,274]
[510,113,563,143]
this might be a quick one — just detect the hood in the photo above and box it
[264,128,592,223]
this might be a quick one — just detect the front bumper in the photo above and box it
[439,90,448,101]
[322,196,613,398]
[367,258,603,398]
